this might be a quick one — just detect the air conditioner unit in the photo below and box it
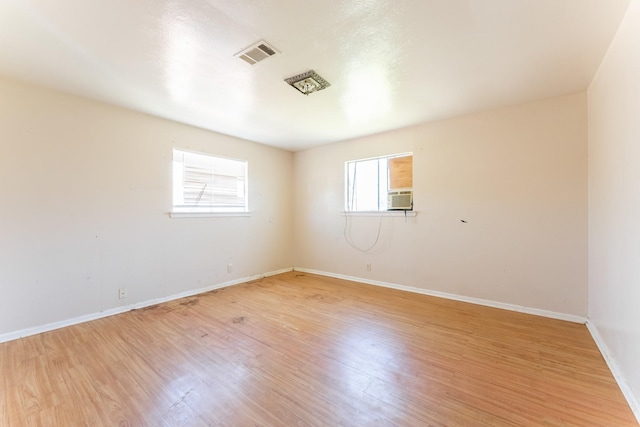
[388,190,413,210]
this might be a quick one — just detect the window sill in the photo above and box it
[169,211,252,218]
[342,211,417,217]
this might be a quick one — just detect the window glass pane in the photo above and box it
[378,158,388,210]
[347,158,379,211]
[173,149,247,212]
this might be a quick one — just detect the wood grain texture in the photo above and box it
[389,155,413,189]
[1,272,636,426]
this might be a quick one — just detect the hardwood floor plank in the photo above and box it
[0,271,636,426]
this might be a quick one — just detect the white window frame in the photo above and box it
[345,153,412,213]
[171,149,248,216]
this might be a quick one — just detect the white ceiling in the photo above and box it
[0,0,631,151]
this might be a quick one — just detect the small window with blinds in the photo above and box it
[172,149,248,213]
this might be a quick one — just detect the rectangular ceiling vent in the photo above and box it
[235,40,278,65]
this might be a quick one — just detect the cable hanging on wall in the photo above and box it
[343,213,384,252]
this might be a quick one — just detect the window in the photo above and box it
[345,153,412,212]
[172,149,247,213]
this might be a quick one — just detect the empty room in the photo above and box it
[1,0,639,425]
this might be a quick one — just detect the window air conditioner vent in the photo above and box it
[388,190,413,210]
[235,40,278,65]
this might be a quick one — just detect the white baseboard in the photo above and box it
[586,321,640,423]
[0,267,293,344]
[293,267,587,324]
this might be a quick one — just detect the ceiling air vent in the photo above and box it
[235,40,278,65]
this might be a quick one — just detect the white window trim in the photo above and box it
[345,152,413,213]
[342,211,417,217]
[169,211,252,218]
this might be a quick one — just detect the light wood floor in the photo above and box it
[1,272,636,426]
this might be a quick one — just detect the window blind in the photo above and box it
[173,149,247,211]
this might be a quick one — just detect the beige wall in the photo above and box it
[0,76,590,338]
[294,93,588,316]
[0,76,293,337]
[588,0,640,414]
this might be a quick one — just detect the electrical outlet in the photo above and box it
[366,263,372,272]
[118,288,128,299]
[227,264,233,273]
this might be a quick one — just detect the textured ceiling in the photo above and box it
[0,0,631,151]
